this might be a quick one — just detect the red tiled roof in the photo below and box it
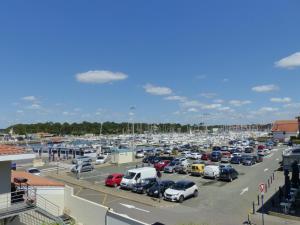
[0,145,25,156]
[12,171,64,187]
[271,120,299,133]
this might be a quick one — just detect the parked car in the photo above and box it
[230,156,242,164]
[164,161,181,173]
[71,163,94,173]
[177,163,192,174]
[201,153,210,161]
[120,167,157,190]
[26,168,41,176]
[203,165,220,179]
[95,155,109,164]
[154,160,170,171]
[212,146,222,151]
[147,180,175,198]
[189,152,202,160]
[164,148,172,155]
[135,150,145,158]
[72,156,92,165]
[232,152,242,157]
[181,151,191,158]
[143,156,159,164]
[242,155,256,166]
[257,145,265,150]
[219,167,238,182]
[244,147,254,154]
[221,155,231,163]
[211,151,222,162]
[164,180,198,203]
[131,177,157,194]
[105,173,124,187]
[221,146,229,151]
[190,164,205,176]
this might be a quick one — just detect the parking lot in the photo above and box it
[43,146,284,225]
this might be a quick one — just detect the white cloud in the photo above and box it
[213,99,224,104]
[217,107,233,112]
[252,84,279,93]
[283,102,300,108]
[201,104,222,110]
[222,78,229,82]
[22,96,37,101]
[27,104,41,110]
[270,97,291,103]
[181,100,202,108]
[164,95,186,102]
[275,52,300,69]
[16,110,24,114]
[229,100,252,107]
[200,92,217,99]
[187,108,198,112]
[143,84,172,96]
[258,107,278,113]
[76,70,128,84]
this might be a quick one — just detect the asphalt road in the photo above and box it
[64,147,285,225]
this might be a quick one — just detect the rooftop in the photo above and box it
[271,120,299,133]
[12,171,65,187]
[0,145,25,155]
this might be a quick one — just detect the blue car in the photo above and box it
[211,151,222,162]
[230,156,242,164]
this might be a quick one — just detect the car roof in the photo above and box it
[176,180,194,185]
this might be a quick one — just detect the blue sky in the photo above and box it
[0,0,300,127]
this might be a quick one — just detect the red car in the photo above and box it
[154,160,170,171]
[201,153,210,161]
[105,173,123,187]
[257,145,265,150]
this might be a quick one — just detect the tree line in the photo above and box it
[5,122,272,136]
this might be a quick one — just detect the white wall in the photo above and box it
[64,186,108,225]
[36,187,65,215]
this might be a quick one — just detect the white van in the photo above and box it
[120,167,157,189]
[203,165,220,179]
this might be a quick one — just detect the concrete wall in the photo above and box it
[112,151,133,164]
[0,161,11,210]
[36,187,65,215]
[0,161,11,194]
[64,185,108,225]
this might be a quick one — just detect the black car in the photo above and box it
[147,180,175,198]
[242,155,256,166]
[131,178,157,194]
[212,146,222,151]
[143,156,160,164]
[230,156,242,164]
[219,168,238,182]
[244,147,254,154]
[211,151,222,162]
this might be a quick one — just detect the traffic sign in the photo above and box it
[259,183,266,194]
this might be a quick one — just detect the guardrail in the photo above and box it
[0,189,36,218]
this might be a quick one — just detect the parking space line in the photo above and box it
[102,194,108,205]
[75,187,82,195]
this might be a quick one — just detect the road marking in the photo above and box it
[75,187,82,195]
[265,153,274,159]
[240,187,249,195]
[272,149,278,152]
[102,194,108,205]
[120,203,150,213]
[264,168,269,172]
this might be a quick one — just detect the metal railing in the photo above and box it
[0,189,36,217]
[36,193,60,217]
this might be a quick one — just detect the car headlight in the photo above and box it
[154,190,158,194]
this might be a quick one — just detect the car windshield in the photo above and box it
[29,169,39,173]
[244,157,252,160]
[172,182,187,190]
[97,156,104,159]
[124,172,136,179]
[107,175,113,179]
[169,162,176,166]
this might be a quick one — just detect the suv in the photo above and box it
[72,156,92,164]
[211,151,222,162]
[242,155,256,166]
[219,167,238,182]
[131,178,157,194]
[147,180,175,198]
[164,180,198,203]
[71,163,94,173]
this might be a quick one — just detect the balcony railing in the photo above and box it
[0,189,36,219]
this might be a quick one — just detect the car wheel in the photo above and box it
[178,195,184,203]
[193,190,198,198]
[142,189,146,194]
[229,176,233,182]
[158,192,163,198]
[113,183,117,188]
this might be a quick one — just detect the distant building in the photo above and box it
[271,120,299,141]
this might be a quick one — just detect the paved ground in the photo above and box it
[19,146,294,225]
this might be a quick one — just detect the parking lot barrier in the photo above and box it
[252,201,255,214]
[271,176,273,183]
[265,183,267,193]
[257,195,260,205]
[268,179,270,188]
[273,173,275,180]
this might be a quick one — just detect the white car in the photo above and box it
[26,168,41,176]
[135,150,145,158]
[232,152,242,158]
[189,152,202,160]
[164,180,198,203]
[181,151,191,158]
[95,155,108,164]
[203,165,220,179]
